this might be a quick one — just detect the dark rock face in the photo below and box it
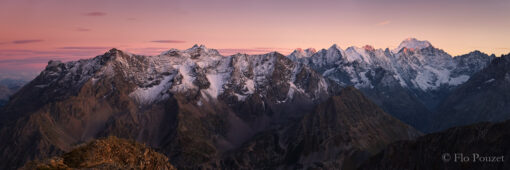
[23,136,176,170]
[434,53,510,131]
[217,87,421,170]
[360,120,510,170]
[453,50,496,76]
[358,68,432,132]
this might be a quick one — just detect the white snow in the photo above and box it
[449,75,470,86]
[203,73,229,98]
[322,68,335,76]
[288,48,316,60]
[484,78,495,84]
[287,82,305,100]
[325,45,343,64]
[48,39,481,109]
[244,79,255,94]
[344,46,372,64]
[129,74,174,105]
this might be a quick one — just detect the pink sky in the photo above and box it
[1,0,509,79]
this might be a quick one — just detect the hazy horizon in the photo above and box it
[1,0,509,80]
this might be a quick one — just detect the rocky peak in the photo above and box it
[183,44,221,58]
[288,48,316,60]
[328,44,342,52]
[453,50,495,75]
[363,45,375,51]
[23,136,176,170]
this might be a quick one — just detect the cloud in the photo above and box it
[151,40,186,43]
[75,28,91,32]
[58,46,110,50]
[11,39,44,44]
[84,12,107,16]
[377,20,391,26]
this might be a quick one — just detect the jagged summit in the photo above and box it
[293,47,317,54]
[183,44,221,57]
[328,44,342,51]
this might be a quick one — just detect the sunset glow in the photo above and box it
[1,0,509,79]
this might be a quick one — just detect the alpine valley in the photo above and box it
[0,38,508,170]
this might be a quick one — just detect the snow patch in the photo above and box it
[345,47,371,64]
[484,78,495,84]
[129,74,174,105]
[448,75,470,86]
[203,73,229,98]
[244,79,255,94]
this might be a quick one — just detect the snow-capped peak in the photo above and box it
[394,38,432,53]
[344,46,372,64]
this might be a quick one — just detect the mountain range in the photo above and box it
[287,38,495,132]
[0,38,508,169]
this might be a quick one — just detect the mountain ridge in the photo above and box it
[0,39,504,169]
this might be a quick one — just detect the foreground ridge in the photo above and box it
[23,136,176,170]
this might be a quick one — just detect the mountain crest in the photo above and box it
[328,44,342,51]
[183,44,221,57]
[289,48,317,59]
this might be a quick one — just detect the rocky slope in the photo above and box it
[0,42,503,169]
[216,87,421,170]
[359,120,510,170]
[23,136,176,170]
[434,53,510,131]
[0,46,344,169]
